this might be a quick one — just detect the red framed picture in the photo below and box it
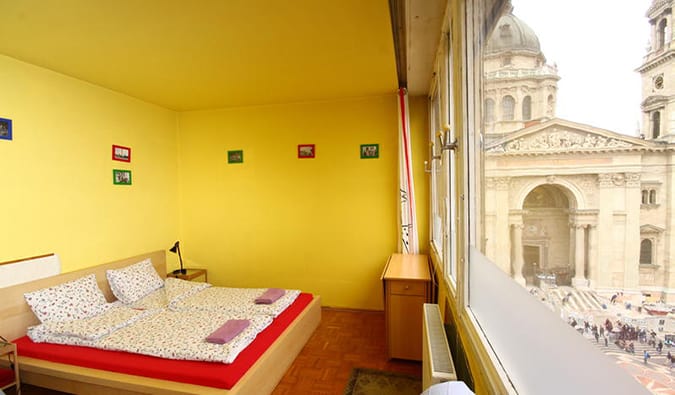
[112,145,131,162]
[298,144,315,159]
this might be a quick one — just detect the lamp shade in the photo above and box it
[169,241,186,274]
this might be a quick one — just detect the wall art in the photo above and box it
[228,150,243,164]
[0,118,12,141]
[298,144,315,159]
[360,144,379,159]
[112,145,131,162]
[113,169,132,185]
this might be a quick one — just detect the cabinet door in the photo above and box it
[388,292,425,360]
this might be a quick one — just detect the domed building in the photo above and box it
[483,12,560,140]
[483,2,675,305]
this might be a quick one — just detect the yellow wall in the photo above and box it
[177,96,403,309]
[0,55,179,271]
[0,55,431,311]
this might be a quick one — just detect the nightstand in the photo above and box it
[381,253,431,361]
[168,268,208,282]
[0,341,20,395]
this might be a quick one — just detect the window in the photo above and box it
[547,94,554,116]
[652,111,661,138]
[522,95,532,120]
[640,239,653,264]
[501,95,515,120]
[430,81,443,256]
[458,0,658,393]
[656,19,667,50]
[649,189,657,204]
[642,189,649,204]
[429,28,458,284]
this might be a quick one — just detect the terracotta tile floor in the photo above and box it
[9,308,421,395]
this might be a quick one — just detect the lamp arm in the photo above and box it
[178,248,184,271]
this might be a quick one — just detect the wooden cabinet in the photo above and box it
[0,341,20,394]
[381,253,431,360]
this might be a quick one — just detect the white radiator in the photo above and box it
[422,303,457,390]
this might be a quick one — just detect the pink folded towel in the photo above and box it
[255,288,285,304]
[205,319,250,344]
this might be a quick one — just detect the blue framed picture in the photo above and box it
[0,118,12,141]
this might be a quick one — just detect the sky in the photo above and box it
[510,0,652,136]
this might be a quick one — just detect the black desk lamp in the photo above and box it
[170,241,186,275]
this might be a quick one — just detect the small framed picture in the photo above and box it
[228,150,243,164]
[0,118,13,141]
[113,169,132,185]
[360,144,379,159]
[112,145,131,162]
[298,144,315,159]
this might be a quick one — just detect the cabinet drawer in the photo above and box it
[389,280,426,296]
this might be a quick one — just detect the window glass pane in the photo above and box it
[640,239,652,264]
[470,0,661,393]
[430,82,443,256]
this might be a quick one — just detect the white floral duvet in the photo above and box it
[28,306,273,363]
[27,278,298,363]
[133,278,300,317]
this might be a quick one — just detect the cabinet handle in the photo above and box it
[405,285,409,290]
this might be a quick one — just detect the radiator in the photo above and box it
[422,303,457,390]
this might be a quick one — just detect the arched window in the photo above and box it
[642,190,649,204]
[502,95,515,120]
[485,99,495,122]
[649,190,657,204]
[656,19,667,50]
[652,111,661,139]
[640,239,653,265]
[522,96,532,120]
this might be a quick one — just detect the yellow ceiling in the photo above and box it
[0,0,399,111]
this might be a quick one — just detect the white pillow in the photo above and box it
[24,274,107,323]
[106,258,164,304]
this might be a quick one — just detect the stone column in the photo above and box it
[572,223,589,287]
[512,224,526,286]
[509,209,526,286]
[624,172,642,289]
[490,177,511,275]
[587,224,598,287]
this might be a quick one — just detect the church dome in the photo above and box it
[486,12,541,54]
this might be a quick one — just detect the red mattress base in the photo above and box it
[14,293,314,390]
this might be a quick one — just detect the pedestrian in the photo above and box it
[644,350,651,364]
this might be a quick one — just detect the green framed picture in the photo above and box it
[360,144,379,159]
[228,150,243,164]
[113,169,132,185]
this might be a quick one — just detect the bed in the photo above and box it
[0,250,321,394]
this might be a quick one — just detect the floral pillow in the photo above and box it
[24,274,108,323]
[106,258,164,304]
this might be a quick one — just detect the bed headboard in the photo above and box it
[0,250,166,341]
[0,253,61,288]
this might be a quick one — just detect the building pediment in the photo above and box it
[641,95,668,108]
[486,118,655,154]
[641,224,665,234]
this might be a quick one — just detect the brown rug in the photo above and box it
[343,367,422,395]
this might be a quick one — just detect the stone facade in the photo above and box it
[483,2,675,302]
